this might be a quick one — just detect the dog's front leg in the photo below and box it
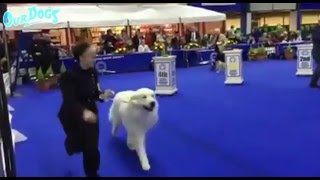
[126,133,136,151]
[136,135,150,171]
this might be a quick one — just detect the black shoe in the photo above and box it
[310,84,320,88]
[65,139,74,156]
[86,173,100,177]
[64,138,82,156]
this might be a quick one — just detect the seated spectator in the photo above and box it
[138,39,151,52]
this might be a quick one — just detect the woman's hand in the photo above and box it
[99,89,115,100]
[83,109,97,123]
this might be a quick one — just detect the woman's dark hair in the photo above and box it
[72,41,91,61]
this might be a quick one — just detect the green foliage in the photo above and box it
[37,67,44,80]
[286,44,293,53]
[45,65,53,78]
[256,47,266,54]
[60,63,66,73]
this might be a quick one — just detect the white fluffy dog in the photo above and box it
[109,88,158,171]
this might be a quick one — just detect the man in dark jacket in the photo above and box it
[29,34,52,74]
[185,26,200,44]
[310,20,320,88]
[132,29,141,52]
[102,29,116,54]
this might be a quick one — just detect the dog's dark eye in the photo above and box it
[142,95,147,99]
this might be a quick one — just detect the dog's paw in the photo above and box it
[142,163,150,171]
[127,143,135,151]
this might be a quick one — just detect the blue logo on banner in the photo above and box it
[3,6,60,28]
[210,52,217,62]
[95,61,107,73]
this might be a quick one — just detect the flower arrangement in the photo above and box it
[154,41,169,57]
[35,66,55,91]
[114,47,127,54]
[154,41,165,51]
[184,41,200,49]
[226,39,237,46]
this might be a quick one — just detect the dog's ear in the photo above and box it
[129,94,142,102]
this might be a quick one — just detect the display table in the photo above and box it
[227,41,312,60]
[223,49,244,85]
[18,50,215,75]
[296,43,313,76]
[153,55,177,95]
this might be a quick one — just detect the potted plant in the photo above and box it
[184,41,201,49]
[248,46,256,60]
[35,67,51,91]
[255,46,267,61]
[284,44,295,60]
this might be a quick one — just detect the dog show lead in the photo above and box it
[58,41,114,177]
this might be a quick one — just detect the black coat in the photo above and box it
[132,35,140,51]
[58,64,103,145]
[312,25,320,63]
[102,34,116,53]
[29,39,52,73]
[171,37,180,49]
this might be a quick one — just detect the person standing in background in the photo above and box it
[171,31,181,49]
[310,20,320,88]
[145,28,156,48]
[209,28,227,73]
[156,29,166,43]
[226,25,235,40]
[102,29,116,54]
[185,26,200,44]
[132,29,141,52]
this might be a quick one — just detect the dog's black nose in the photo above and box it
[149,101,155,108]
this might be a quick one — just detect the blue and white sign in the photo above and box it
[3,6,60,28]
[95,61,107,74]
[296,44,313,76]
[156,63,170,86]
[153,56,178,95]
[224,49,244,85]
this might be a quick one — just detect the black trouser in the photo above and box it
[63,120,100,177]
[310,62,320,86]
[82,122,100,177]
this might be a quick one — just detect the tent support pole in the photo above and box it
[67,21,72,53]
[2,26,11,97]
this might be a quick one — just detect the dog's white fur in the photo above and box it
[109,88,158,171]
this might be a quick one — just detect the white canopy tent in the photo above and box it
[5,3,226,30]
[98,4,226,26]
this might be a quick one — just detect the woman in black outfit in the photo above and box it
[58,42,113,177]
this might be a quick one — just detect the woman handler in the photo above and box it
[58,41,113,177]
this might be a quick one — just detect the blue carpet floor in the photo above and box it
[9,60,320,177]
